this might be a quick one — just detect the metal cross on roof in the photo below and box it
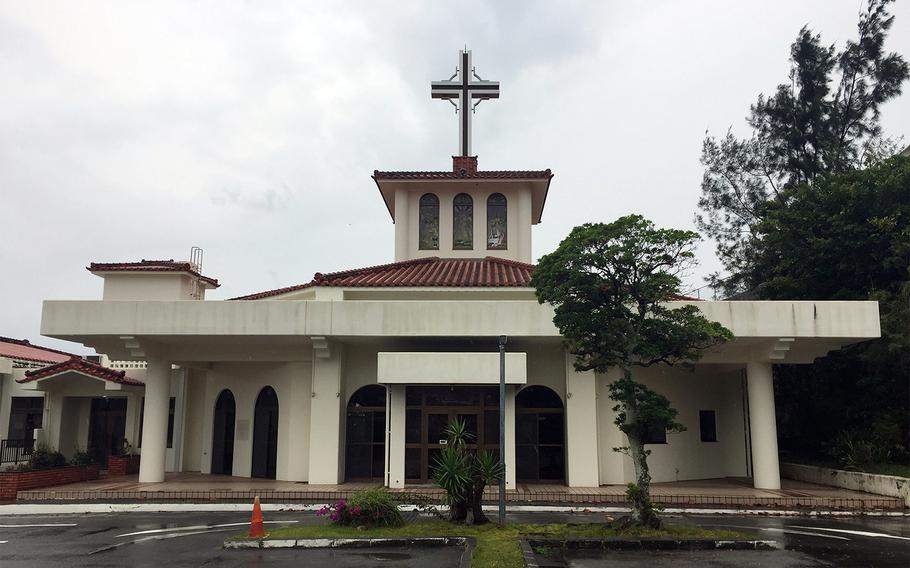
[431,49,500,157]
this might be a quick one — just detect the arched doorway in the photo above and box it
[211,390,236,475]
[251,386,279,479]
[345,385,386,481]
[515,386,565,482]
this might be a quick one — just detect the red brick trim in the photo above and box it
[0,464,100,500]
[107,455,141,477]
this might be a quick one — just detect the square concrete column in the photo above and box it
[307,343,344,484]
[747,361,781,490]
[283,365,311,482]
[565,354,600,487]
[504,385,516,490]
[386,384,406,488]
[139,356,171,483]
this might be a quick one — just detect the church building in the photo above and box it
[10,51,880,492]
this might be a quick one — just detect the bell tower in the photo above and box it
[372,50,553,263]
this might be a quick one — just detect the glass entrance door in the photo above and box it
[404,386,499,483]
[88,398,127,468]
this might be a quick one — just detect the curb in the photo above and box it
[225,536,475,567]
[525,537,780,551]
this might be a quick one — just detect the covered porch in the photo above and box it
[37,298,882,492]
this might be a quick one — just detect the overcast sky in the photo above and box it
[2,1,908,353]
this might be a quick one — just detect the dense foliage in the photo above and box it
[694,0,908,465]
[752,156,910,461]
[532,215,732,527]
[697,0,908,294]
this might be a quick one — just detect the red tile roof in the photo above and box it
[372,169,553,181]
[19,357,144,387]
[88,260,220,287]
[0,337,74,364]
[230,256,536,300]
[230,257,705,301]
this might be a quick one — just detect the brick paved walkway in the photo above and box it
[12,473,904,510]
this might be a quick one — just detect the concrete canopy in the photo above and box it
[39,298,880,365]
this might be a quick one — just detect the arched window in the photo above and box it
[487,193,507,250]
[418,193,439,250]
[452,193,473,250]
[211,390,236,475]
[251,386,279,479]
[345,385,387,481]
[516,386,565,482]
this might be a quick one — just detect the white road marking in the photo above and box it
[0,540,8,544]
[789,525,910,541]
[0,523,77,528]
[116,520,297,538]
[699,523,850,541]
[90,528,236,555]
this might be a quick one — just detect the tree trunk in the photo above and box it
[622,367,660,529]
[469,474,489,525]
[450,496,468,523]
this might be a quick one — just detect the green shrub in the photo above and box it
[69,449,94,466]
[28,444,67,470]
[316,488,404,528]
[827,427,906,470]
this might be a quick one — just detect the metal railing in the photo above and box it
[1,438,35,464]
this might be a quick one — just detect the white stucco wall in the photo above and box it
[596,365,749,484]
[101,273,203,301]
[199,361,311,481]
[378,352,527,384]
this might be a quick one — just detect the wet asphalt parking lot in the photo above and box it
[0,509,906,567]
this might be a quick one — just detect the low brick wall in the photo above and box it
[0,464,101,500]
[781,462,910,507]
[108,455,141,477]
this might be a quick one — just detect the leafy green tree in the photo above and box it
[532,215,733,527]
[697,0,908,293]
[750,156,910,458]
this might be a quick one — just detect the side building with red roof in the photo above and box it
[0,336,192,470]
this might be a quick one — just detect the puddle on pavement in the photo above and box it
[355,552,413,561]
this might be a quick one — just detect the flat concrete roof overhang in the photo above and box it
[40,299,881,365]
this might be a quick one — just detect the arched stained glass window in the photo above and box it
[452,193,473,250]
[418,193,439,250]
[487,193,507,250]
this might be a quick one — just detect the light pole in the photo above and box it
[498,334,507,524]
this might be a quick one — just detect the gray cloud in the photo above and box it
[1,0,907,352]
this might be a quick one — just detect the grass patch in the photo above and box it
[259,520,753,568]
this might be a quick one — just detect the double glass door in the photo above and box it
[405,386,500,483]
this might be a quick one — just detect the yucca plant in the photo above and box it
[431,417,503,525]
[433,445,471,520]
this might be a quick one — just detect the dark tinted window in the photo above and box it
[699,410,717,442]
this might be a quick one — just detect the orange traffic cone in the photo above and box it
[249,495,265,538]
